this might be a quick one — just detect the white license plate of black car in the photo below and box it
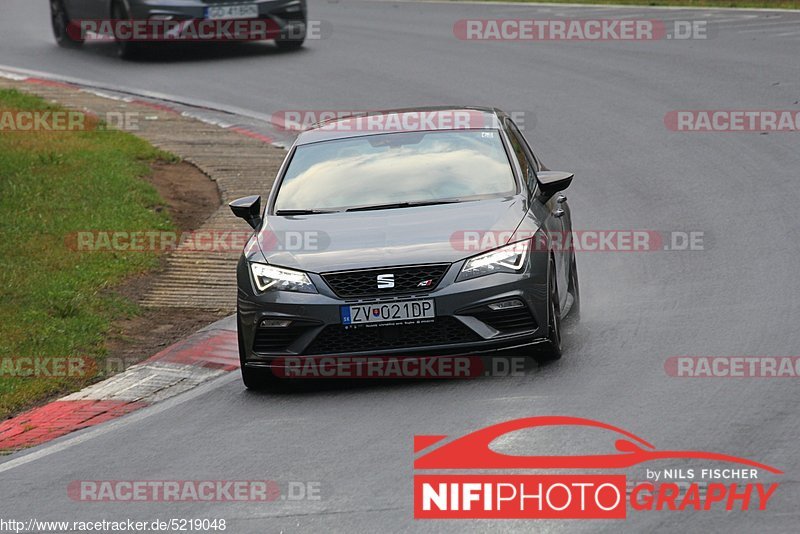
[341,300,435,325]
[205,4,259,20]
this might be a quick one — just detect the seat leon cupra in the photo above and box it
[230,107,579,389]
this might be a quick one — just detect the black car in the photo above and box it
[230,107,579,389]
[50,0,308,58]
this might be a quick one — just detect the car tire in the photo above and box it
[112,2,142,60]
[275,22,306,51]
[51,0,83,48]
[567,254,580,321]
[534,258,563,364]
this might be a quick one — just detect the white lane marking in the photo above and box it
[0,372,240,474]
[481,396,549,401]
[706,16,761,23]
[0,63,293,147]
[736,23,800,33]
[712,18,787,27]
[720,20,798,31]
[80,88,134,102]
[0,70,28,81]
[62,362,224,403]
[180,110,236,129]
[0,63,275,124]
[646,13,757,22]
[382,0,800,14]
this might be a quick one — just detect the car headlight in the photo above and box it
[457,239,530,282]
[249,262,317,293]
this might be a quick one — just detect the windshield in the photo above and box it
[273,130,516,213]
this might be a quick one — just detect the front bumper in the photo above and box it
[237,257,551,370]
[130,0,306,20]
[126,0,307,39]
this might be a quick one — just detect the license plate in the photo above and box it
[341,300,435,325]
[205,4,259,20]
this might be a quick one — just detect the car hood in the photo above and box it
[256,196,529,273]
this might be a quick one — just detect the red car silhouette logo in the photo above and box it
[414,416,782,473]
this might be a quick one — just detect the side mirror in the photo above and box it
[229,195,262,229]
[535,171,574,202]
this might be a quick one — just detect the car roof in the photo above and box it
[294,106,507,145]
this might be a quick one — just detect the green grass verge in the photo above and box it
[454,0,799,9]
[0,89,176,419]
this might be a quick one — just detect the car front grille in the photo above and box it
[321,264,450,298]
[304,317,480,355]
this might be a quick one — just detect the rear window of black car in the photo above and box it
[274,130,516,212]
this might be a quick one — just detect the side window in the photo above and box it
[506,123,530,180]
[507,120,540,172]
[506,119,539,196]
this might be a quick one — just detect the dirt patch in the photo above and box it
[103,308,228,372]
[105,160,228,372]
[148,160,221,230]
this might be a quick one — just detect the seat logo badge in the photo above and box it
[377,274,395,288]
[417,279,433,287]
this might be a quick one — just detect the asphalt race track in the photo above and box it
[1,1,800,531]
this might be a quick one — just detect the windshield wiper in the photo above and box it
[274,208,341,216]
[345,199,463,212]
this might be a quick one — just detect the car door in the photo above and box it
[506,119,569,308]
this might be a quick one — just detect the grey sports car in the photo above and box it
[50,0,308,58]
[230,107,579,389]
